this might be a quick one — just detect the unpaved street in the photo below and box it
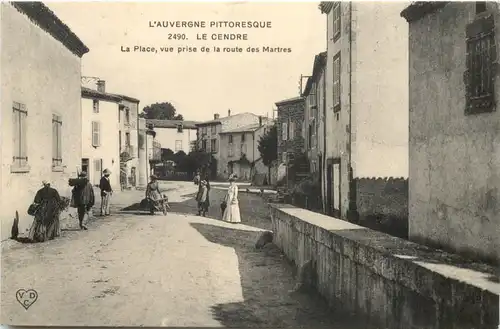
[1,181,364,327]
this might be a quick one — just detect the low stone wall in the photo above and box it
[269,203,499,329]
[351,177,408,239]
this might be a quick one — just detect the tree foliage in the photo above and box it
[139,102,184,120]
[258,124,278,167]
[161,148,174,162]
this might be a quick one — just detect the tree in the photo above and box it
[258,124,278,180]
[139,102,184,120]
[161,148,174,162]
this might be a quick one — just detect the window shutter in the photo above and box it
[92,121,100,147]
[20,107,27,162]
[282,122,288,140]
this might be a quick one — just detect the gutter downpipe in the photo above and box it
[348,1,354,221]
[323,10,329,215]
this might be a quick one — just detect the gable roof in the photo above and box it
[11,2,89,58]
[303,51,327,97]
[275,96,305,107]
[195,112,258,126]
[145,119,199,129]
[81,87,122,102]
[219,120,272,134]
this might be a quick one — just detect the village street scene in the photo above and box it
[1,1,499,329]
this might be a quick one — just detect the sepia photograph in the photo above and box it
[0,0,499,328]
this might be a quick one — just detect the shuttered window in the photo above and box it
[12,102,28,168]
[92,121,101,147]
[52,114,63,167]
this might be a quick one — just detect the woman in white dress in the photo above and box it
[222,174,241,224]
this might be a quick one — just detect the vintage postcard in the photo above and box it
[1,0,499,328]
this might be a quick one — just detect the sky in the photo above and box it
[48,2,326,122]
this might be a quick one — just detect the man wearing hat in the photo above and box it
[69,171,94,230]
[99,168,113,216]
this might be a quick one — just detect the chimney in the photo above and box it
[228,109,231,117]
[97,80,106,93]
[214,113,220,120]
[259,116,263,126]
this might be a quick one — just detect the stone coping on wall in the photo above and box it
[268,203,500,301]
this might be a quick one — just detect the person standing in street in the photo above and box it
[196,180,209,217]
[28,180,63,242]
[69,171,95,230]
[99,168,113,216]
[146,175,163,215]
[222,174,241,224]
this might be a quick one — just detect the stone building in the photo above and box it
[115,92,140,189]
[218,116,272,181]
[146,119,198,154]
[319,2,409,220]
[0,2,89,240]
[302,52,327,210]
[401,2,500,263]
[195,111,260,179]
[275,97,306,188]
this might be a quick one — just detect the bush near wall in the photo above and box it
[351,177,408,239]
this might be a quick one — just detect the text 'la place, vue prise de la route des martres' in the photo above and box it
[119,20,292,54]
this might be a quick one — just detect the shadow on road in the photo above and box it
[190,222,366,328]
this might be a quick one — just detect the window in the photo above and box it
[211,139,217,153]
[308,124,313,149]
[332,2,341,42]
[175,140,182,152]
[282,122,288,140]
[119,131,122,150]
[94,158,102,173]
[125,132,130,146]
[241,143,247,155]
[289,121,295,139]
[202,140,207,151]
[211,125,217,135]
[12,102,28,169]
[93,100,99,113]
[464,11,497,115]
[282,152,287,163]
[92,121,101,147]
[177,124,183,133]
[52,114,62,168]
[476,2,487,13]
[229,135,233,143]
[229,144,234,157]
[241,133,246,142]
[333,52,341,112]
[309,82,317,108]
[118,106,123,122]
[125,108,130,125]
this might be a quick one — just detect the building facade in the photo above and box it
[115,93,140,189]
[319,1,409,219]
[275,97,306,187]
[401,2,500,263]
[196,111,261,178]
[219,117,272,181]
[146,119,198,154]
[0,2,89,240]
[81,87,121,188]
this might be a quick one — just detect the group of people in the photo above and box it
[23,169,114,243]
[194,172,241,224]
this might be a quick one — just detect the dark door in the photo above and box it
[81,158,89,175]
[326,163,332,216]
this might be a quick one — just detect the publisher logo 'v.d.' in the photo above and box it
[16,289,38,310]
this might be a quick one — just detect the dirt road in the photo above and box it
[1,181,365,327]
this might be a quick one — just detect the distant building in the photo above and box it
[137,119,160,187]
[146,119,198,154]
[275,97,306,188]
[401,2,500,263]
[114,92,141,189]
[219,116,273,181]
[81,86,121,187]
[195,110,261,179]
[0,2,89,240]
[319,1,409,219]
